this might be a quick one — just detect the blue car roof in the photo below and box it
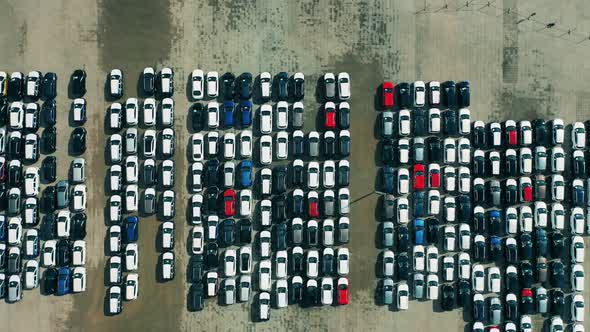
[126,216,138,223]
[414,219,424,226]
[241,160,252,167]
[58,267,70,275]
[239,101,252,108]
[223,101,234,108]
[490,210,501,217]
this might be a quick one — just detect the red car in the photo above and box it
[505,121,518,146]
[324,102,336,129]
[337,278,349,305]
[223,189,236,217]
[382,82,394,108]
[429,165,440,189]
[413,164,425,191]
[521,182,532,202]
[308,192,319,218]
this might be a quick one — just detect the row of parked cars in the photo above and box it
[380,80,470,110]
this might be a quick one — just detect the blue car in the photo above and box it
[124,216,139,243]
[239,101,252,127]
[239,160,253,188]
[572,185,585,207]
[57,267,70,296]
[223,101,234,128]
[414,219,425,245]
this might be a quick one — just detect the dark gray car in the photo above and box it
[143,189,156,215]
[382,222,394,248]
[8,188,21,215]
[56,180,69,209]
[291,103,304,129]
[383,278,394,305]
[489,296,502,325]
[337,217,349,244]
[383,194,395,220]
[308,132,320,158]
[489,180,501,206]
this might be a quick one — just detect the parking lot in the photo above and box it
[1,0,590,331]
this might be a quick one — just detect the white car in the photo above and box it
[259,230,271,259]
[109,102,123,130]
[457,167,470,193]
[190,194,202,224]
[338,188,350,215]
[458,223,471,250]
[191,133,204,161]
[458,108,470,135]
[109,134,123,163]
[260,168,272,197]
[24,229,38,256]
[223,249,237,277]
[108,195,122,224]
[443,196,456,222]
[571,207,585,235]
[534,146,547,172]
[571,236,585,263]
[239,190,252,217]
[426,246,438,273]
[223,133,235,160]
[206,71,218,97]
[397,283,409,310]
[259,72,271,100]
[534,201,548,228]
[206,131,218,157]
[551,175,565,201]
[443,138,456,164]
[571,294,585,322]
[42,240,56,267]
[458,253,471,279]
[159,221,174,250]
[275,279,288,309]
[23,167,39,197]
[258,260,272,291]
[306,250,319,278]
[489,151,501,175]
[413,81,425,107]
[519,205,533,232]
[457,138,470,165]
[426,274,439,300]
[398,109,411,136]
[205,271,218,297]
[572,122,586,149]
[337,247,349,276]
[490,122,502,147]
[382,250,395,277]
[320,277,334,305]
[109,69,123,98]
[307,162,320,190]
[72,240,86,266]
[259,135,272,165]
[323,161,336,188]
[239,130,252,158]
[124,273,138,300]
[443,225,456,251]
[397,197,409,224]
[7,217,22,246]
[124,156,139,184]
[260,199,272,228]
[428,108,441,133]
[124,243,139,271]
[552,119,564,145]
[142,98,156,126]
[260,104,272,134]
[520,148,533,174]
[160,98,174,127]
[472,264,485,292]
[275,101,288,129]
[9,101,23,130]
[275,131,288,160]
[275,250,288,279]
[191,69,204,99]
[397,168,409,194]
[551,147,565,172]
[207,101,219,128]
[72,98,86,124]
[124,98,138,126]
[413,245,425,272]
[571,264,585,292]
[72,267,86,293]
[56,211,71,238]
[444,166,456,192]
[26,71,41,98]
[487,267,501,293]
[427,190,440,215]
[337,72,350,100]
[23,260,38,289]
[206,215,219,241]
[125,185,138,212]
[108,256,122,284]
[398,138,410,164]
[223,280,236,305]
[222,161,235,188]
[258,291,271,321]
[551,203,565,230]
[191,226,204,254]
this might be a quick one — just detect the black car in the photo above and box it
[290,278,304,304]
[550,260,565,288]
[427,137,441,163]
[56,239,71,267]
[533,119,548,147]
[505,238,518,264]
[535,228,548,258]
[142,69,155,96]
[473,294,485,322]
[0,99,7,126]
[272,166,287,195]
[42,100,57,126]
[339,132,350,156]
[304,221,319,247]
[473,181,485,204]
[572,152,586,177]
[291,74,304,101]
[337,103,349,129]
[292,133,305,157]
[397,82,411,108]
[219,219,234,247]
[191,103,204,132]
[71,127,86,155]
[519,232,534,260]
[471,209,485,235]
[381,139,394,165]
[204,242,219,269]
[426,217,439,244]
[504,180,517,205]
[237,218,252,244]
[304,282,319,306]
[505,269,519,294]
[292,161,304,186]
[41,186,56,213]
[472,124,486,148]
[273,197,287,222]
[457,195,471,222]
[206,160,219,187]
[550,289,565,316]
[8,72,24,100]
[441,80,457,109]
[8,133,22,159]
[456,81,470,107]
[204,187,219,214]
[396,253,409,280]
[41,72,57,100]
[441,285,455,311]
[143,161,157,186]
[189,255,204,283]
[413,109,426,136]
[442,109,458,136]
[7,248,21,274]
[505,293,519,321]
[0,184,6,211]
[189,284,204,311]
[71,213,86,240]
[474,238,487,262]
[275,72,289,101]
[520,292,534,315]
[337,162,350,187]
[291,193,304,218]
[41,213,57,240]
[473,154,486,177]
[397,225,410,252]
[220,72,235,101]
[323,133,336,157]
[291,249,304,276]
[70,70,86,98]
[520,261,534,288]
[236,73,252,100]
[457,279,472,309]
[0,273,5,298]
[321,248,334,276]
[8,161,22,187]
[489,236,502,261]
[44,267,58,294]
[42,156,56,183]
[551,231,565,258]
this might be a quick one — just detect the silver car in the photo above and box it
[413,273,425,299]
[56,180,69,209]
[383,277,394,305]
[489,296,502,325]
[382,222,394,248]
[70,158,86,184]
[291,102,304,129]
[382,112,394,137]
